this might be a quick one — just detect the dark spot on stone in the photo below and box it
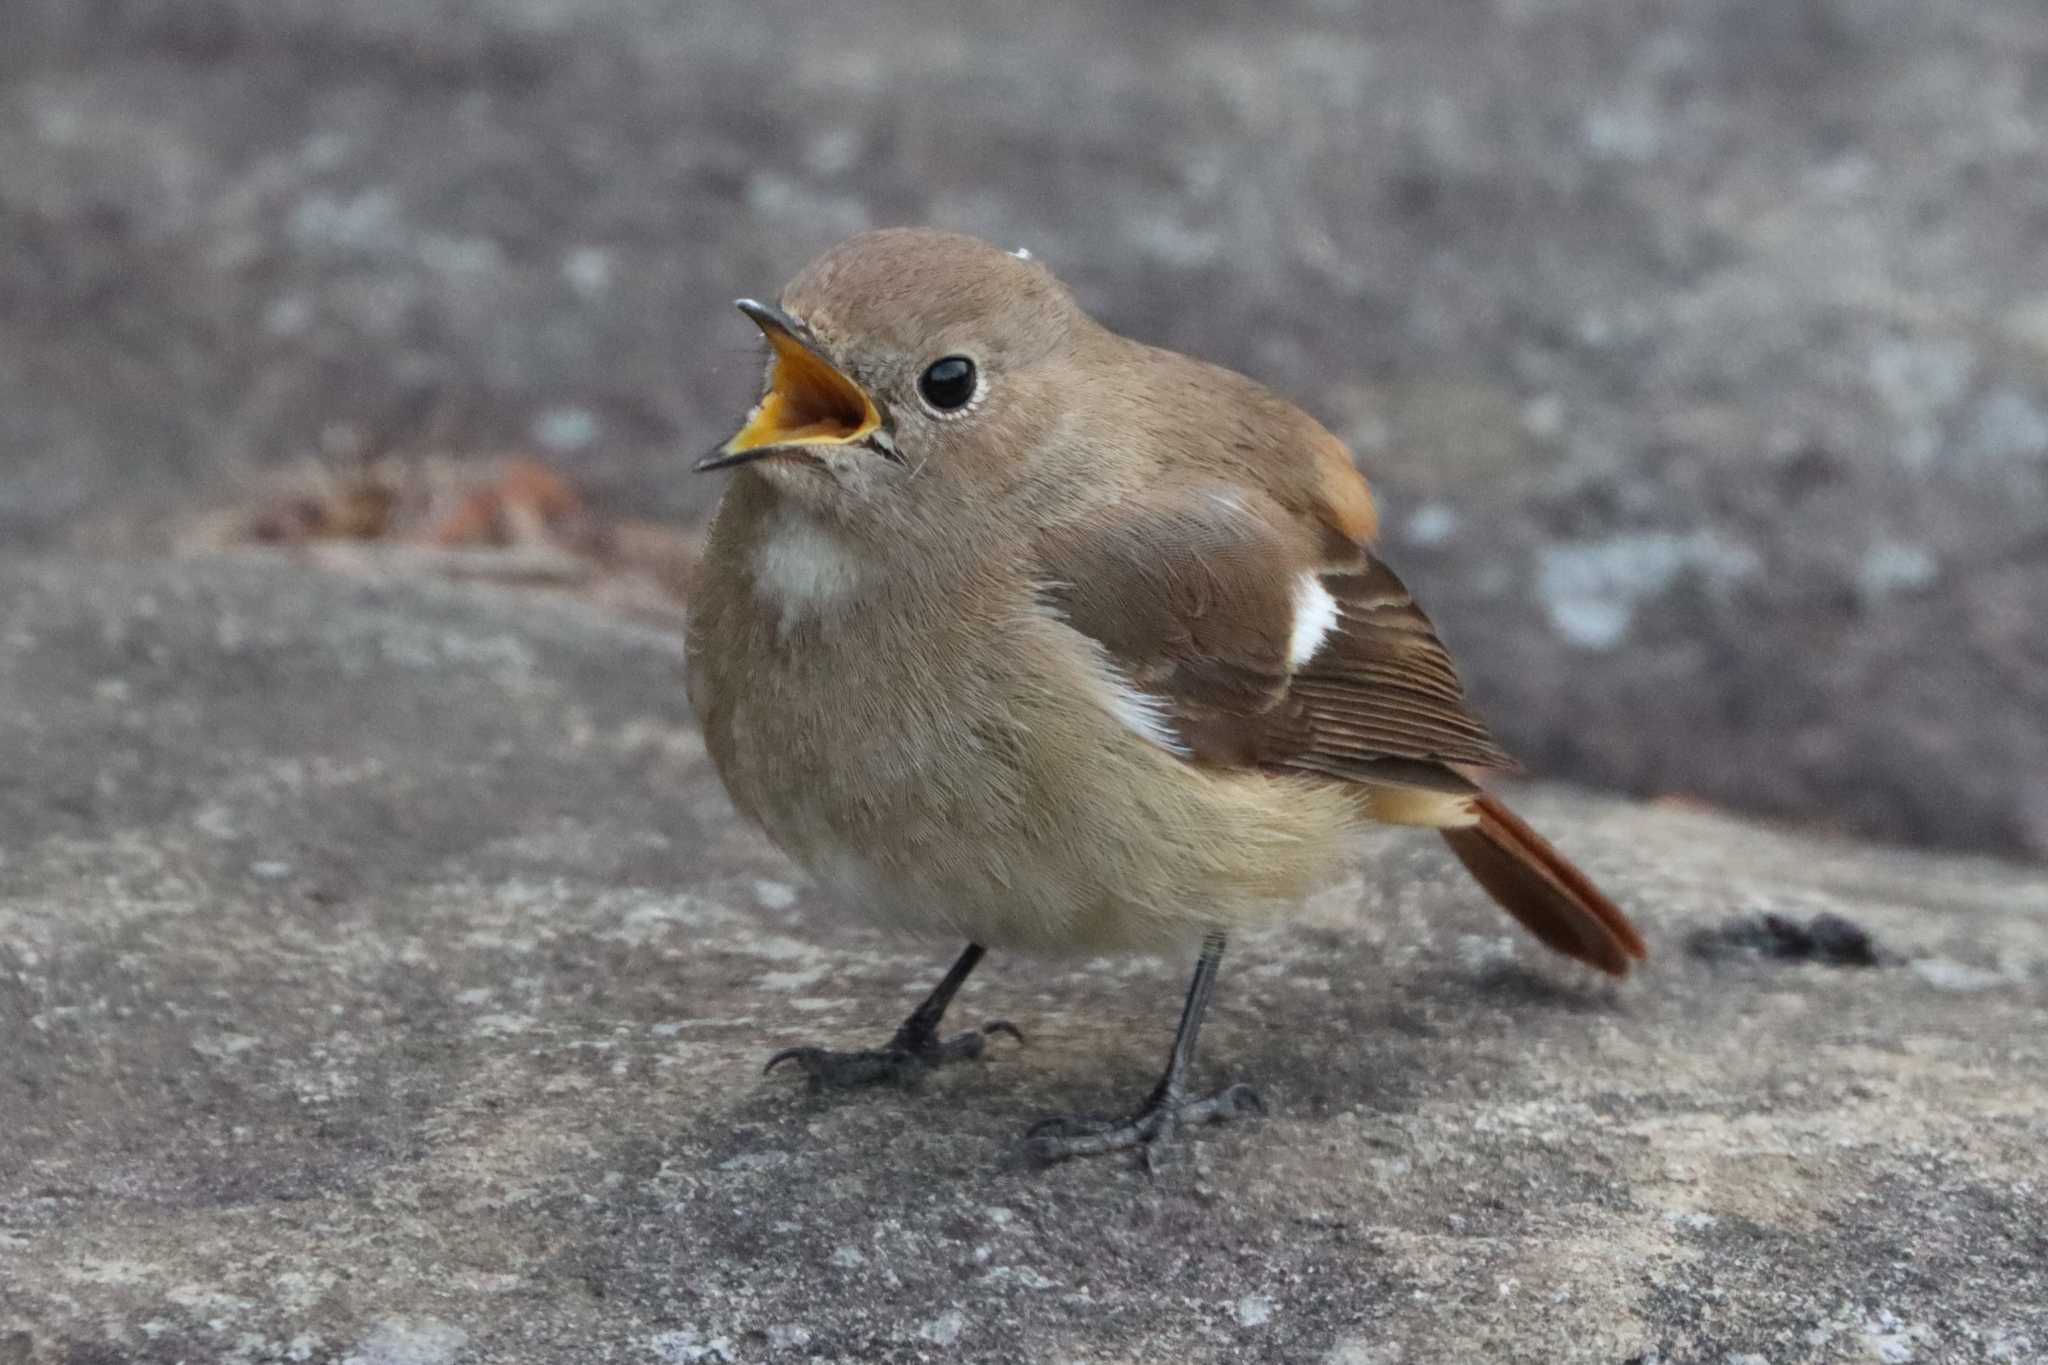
[1387,167,1443,219]
[1687,911,1890,967]
[1774,441,1846,500]
[44,790,95,820]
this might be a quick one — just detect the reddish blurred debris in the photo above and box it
[246,483,398,544]
[423,457,592,549]
[194,455,701,624]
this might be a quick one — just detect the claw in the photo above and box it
[1023,1111,1113,1141]
[1188,1082,1263,1121]
[758,1025,1021,1093]
[763,1046,821,1076]
[1021,1081,1265,1166]
[981,1019,1026,1047]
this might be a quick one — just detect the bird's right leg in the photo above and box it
[764,942,1023,1089]
[1021,931,1263,1167]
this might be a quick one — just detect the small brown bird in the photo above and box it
[687,228,1645,1163]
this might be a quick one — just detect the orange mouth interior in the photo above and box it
[723,330,881,455]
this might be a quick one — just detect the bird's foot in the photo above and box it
[1022,1081,1264,1169]
[763,1020,1024,1091]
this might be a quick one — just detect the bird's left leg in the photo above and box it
[764,942,1022,1090]
[1022,931,1263,1167]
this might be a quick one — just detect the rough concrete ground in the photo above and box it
[1,557,2043,1363]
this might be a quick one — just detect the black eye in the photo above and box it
[918,356,977,412]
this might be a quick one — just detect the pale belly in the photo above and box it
[697,649,1358,955]
[700,651,1121,952]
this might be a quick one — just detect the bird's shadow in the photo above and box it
[708,954,1639,1178]
[1458,960,1636,1014]
[1219,960,1637,1122]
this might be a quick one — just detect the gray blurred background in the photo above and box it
[5,0,2045,859]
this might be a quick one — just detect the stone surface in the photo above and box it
[4,1,2047,859]
[2,557,2045,1363]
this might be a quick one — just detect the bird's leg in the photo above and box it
[764,942,1022,1090]
[1023,931,1263,1168]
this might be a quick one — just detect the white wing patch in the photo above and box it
[1036,583,1191,758]
[1068,631,1190,757]
[1104,677,1188,756]
[1287,574,1340,670]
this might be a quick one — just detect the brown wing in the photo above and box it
[1033,471,1645,978]
[1264,557,1517,782]
[1031,486,1514,788]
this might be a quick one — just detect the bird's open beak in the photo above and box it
[695,300,885,472]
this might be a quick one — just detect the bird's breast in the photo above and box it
[687,493,1010,844]
[745,502,870,636]
[684,488,1359,952]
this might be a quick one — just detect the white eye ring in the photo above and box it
[916,355,985,419]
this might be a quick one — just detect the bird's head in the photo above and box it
[699,229,1086,525]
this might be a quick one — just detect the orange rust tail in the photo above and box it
[1440,793,1647,976]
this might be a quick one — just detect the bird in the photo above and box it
[685,227,1645,1164]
